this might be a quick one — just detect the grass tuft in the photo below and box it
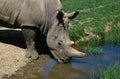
[89,63,120,79]
[85,47,104,55]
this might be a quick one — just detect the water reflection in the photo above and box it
[40,44,120,79]
[40,59,86,79]
[28,73,43,79]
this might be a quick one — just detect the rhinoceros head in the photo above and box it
[47,11,86,63]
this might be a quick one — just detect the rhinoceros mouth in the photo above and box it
[50,47,86,63]
[57,58,70,63]
[50,49,70,63]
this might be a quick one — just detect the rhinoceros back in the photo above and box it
[0,0,23,24]
[0,0,62,29]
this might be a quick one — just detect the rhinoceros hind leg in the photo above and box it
[22,27,39,59]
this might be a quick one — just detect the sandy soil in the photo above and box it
[0,27,50,79]
[0,43,29,78]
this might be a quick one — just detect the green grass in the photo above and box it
[89,63,120,79]
[105,16,120,44]
[85,46,104,55]
[105,26,120,44]
[62,0,120,45]
[76,37,101,46]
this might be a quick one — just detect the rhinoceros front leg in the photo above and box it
[22,27,39,59]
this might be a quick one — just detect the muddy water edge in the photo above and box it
[2,55,50,79]
[3,42,120,79]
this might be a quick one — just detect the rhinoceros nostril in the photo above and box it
[60,58,70,63]
[65,58,70,63]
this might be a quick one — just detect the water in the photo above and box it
[40,43,120,79]
[4,43,120,79]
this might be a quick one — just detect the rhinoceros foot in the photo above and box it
[25,50,39,60]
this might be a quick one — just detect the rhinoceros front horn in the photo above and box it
[67,47,86,57]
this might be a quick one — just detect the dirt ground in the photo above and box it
[0,27,50,79]
[0,42,29,78]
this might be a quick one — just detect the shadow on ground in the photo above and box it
[0,28,51,56]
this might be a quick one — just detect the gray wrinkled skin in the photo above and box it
[0,0,86,63]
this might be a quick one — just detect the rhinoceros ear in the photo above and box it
[68,11,79,19]
[57,11,64,20]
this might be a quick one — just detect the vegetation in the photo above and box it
[76,38,104,55]
[105,26,120,44]
[62,0,120,45]
[89,63,120,79]
[85,46,104,55]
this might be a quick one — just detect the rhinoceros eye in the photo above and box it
[57,40,63,46]
[58,42,62,46]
